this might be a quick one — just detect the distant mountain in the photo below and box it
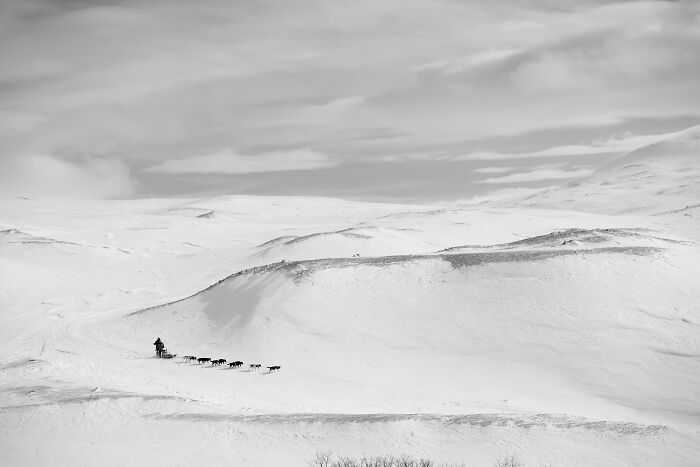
[519,125,700,214]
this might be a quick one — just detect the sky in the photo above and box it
[0,0,699,201]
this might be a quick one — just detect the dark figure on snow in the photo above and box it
[154,337,164,357]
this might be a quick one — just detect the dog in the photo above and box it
[187,356,198,361]
[214,359,227,366]
[267,365,281,372]
[228,361,243,368]
[249,364,261,370]
[197,357,211,364]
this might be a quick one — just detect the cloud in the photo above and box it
[458,186,553,205]
[0,154,135,198]
[505,2,700,94]
[509,33,696,94]
[474,167,515,174]
[415,48,522,75]
[299,96,365,118]
[144,148,337,174]
[457,128,691,161]
[478,167,593,184]
[0,0,698,199]
[0,110,46,133]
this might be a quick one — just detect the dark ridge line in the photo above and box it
[127,261,292,316]
[0,228,80,246]
[255,227,374,255]
[651,203,700,217]
[369,209,447,221]
[0,358,46,370]
[0,228,135,253]
[6,240,77,245]
[180,241,206,249]
[438,228,688,252]
[283,227,374,246]
[256,235,300,248]
[126,246,661,317]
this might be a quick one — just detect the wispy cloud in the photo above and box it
[474,167,515,174]
[478,168,593,184]
[299,96,365,120]
[0,154,135,198]
[0,0,698,198]
[456,128,691,161]
[415,48,522,75]
[144,148,336,174]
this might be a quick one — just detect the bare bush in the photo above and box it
[337,456,358,467]
[310,451,333,467]
[310,452,532,467]
[308,452,467,467]
[494,456,524,467]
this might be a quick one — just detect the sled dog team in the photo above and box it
[154,338,280,372]
[183,356,280,372]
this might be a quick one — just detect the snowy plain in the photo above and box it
[1,128,699,466]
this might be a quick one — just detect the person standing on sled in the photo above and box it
[154,337,164,357]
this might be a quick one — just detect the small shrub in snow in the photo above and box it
[336,455,357,467]
[494,456,523,467]
[308,452,467,467]
[312,451,332,467]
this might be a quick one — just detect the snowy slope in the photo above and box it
[1,192,699,466]
[116,239,699,425]
[520,125,700,215]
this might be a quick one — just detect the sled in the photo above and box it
[158,348,177,359]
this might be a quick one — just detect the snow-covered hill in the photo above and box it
[520,125,700,215]
[119,238,698,426]
[1,169,699,465]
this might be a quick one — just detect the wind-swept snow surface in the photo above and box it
[1,130,700,467]
[122,243,696,424]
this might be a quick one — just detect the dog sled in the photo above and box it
[157,348,177,359]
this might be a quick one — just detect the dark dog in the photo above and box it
[187,356,198,361]
[267,365,281,372]
[197,357,211,364]
[211,359,226,366]
[228,361,243,368]
[249,364,261,370]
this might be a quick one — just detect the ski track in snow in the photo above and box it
[146,411,666,435]
[1,385,190,409]
[1,382,666,436]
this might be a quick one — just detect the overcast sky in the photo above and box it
[0,0,699,201]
